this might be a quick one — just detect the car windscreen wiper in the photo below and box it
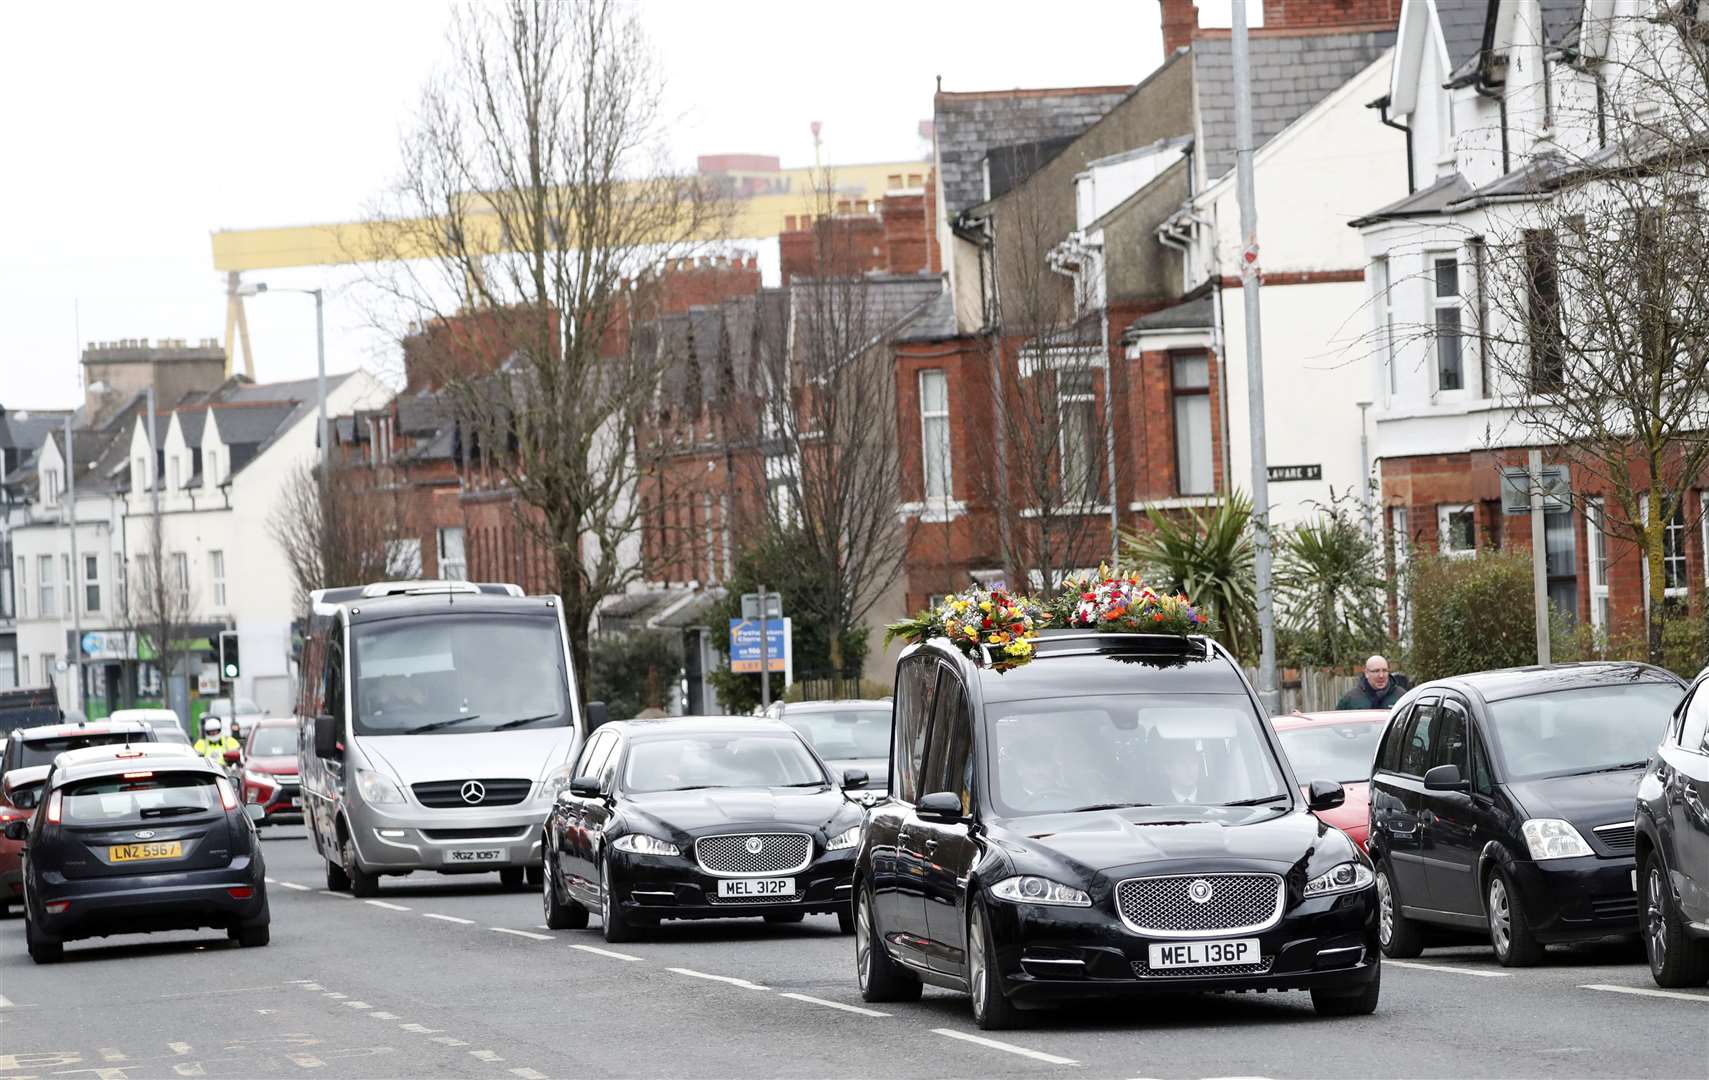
[782,780,830,787]
[1222,793,1289,806]
[402,714,482,735]
[139,804,209,818]
[1579,760,1649,775]
[1063,802,1155,813]
[490,712,560,732]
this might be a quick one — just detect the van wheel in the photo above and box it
[25,916,62,964]
[856,882,920,1003]
[343,835,379,898]
[542,861,589,930]
[1312,964,1381,1016]
[1375,861,1424,958]
[1487,868,1541,967]
[1642,852,1709,987]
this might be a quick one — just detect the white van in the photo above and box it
[296,581,594,896]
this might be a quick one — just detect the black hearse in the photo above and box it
[854,631,1379,1029]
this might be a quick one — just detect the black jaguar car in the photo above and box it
[10,742,270,963]
[1636,666,1709,987]
[541,716,865,942]
[856,632,1379,1029]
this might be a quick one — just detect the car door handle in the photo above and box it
[923,839,938,855]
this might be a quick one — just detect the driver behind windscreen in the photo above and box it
[1156,738,1204,804]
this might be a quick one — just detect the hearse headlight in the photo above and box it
[612,833,680,856]
[991,875,1092,907]
[826,825,862,851]
[354,768,405,805]
[542,763,575,800]
[1521,818,1593,860]
[1304,862,1374,898]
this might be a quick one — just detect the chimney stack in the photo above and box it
[1161,0,1198,55]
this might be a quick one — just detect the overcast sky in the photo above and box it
[1,0,1265,411]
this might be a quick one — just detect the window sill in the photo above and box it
[1441,548,1476,559]
[1127,495,1220,512]
[898,499,967,523]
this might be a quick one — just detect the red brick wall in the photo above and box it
[1264,0,1400,30]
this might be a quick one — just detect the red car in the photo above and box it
[1272,710,1390,850]
[240,718,303,827]
[0,765,50,913]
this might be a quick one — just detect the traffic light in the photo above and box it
[219,630,241,681]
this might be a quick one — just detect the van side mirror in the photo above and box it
[917,791,964,824]
[842,768,869,790]
[586,700,609,732]
[1423,764,1468,792]
[1307,780,1346,811]
[3,820,26,841]
[244,804,266,823]
[313,714,340,759]
[223,749,242,765]
[568,776,603,799]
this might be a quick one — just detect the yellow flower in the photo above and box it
[980,600,993,613]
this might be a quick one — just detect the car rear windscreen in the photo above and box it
[1277,722,1384,784]
[783,708,893,760]
[61,773,220,825]
[248,728,296,758]
[16,731,150,769]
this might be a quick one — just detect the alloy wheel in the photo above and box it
[1488,877,1512,957]
[969,907,988,1019]
[541,861,553,922]
[1376,871,1395,947]
[1646,866,1668,971]
[856,894,872,992]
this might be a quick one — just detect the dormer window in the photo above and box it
[169,457,181,491]
[43,469,62,507]
[207,450,220,487]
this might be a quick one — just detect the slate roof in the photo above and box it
[934,85,1134,218]
[984,135,1079,202]
[690,306,724,406]
[1120,296,1214,341]
[895,290,958,343]
[207,403,298,448]
[1193,29,1395,183]
[1349,170,1472,226]
[1437,0,1491,77]
[721,296,757,393]
[176,409,207,446]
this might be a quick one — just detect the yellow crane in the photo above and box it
[209,159,931,378]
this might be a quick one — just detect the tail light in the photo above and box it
[217,777,238,811]
[122,771,154,779]
[45,790,63,825]
[227,886,255,900]
[45,900,70,914]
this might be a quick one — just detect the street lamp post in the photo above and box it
[236,282,328,480]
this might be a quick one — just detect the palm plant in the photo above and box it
[1121,492,1258,660]
[1274,498,1386,669]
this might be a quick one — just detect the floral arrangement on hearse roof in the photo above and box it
[885,568,1210,671]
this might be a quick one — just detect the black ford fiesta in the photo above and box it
[542,716,866,942]
[856,631,1379,1029]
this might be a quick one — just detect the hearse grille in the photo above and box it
[1593,822,1636,854]
[1114,873,1285,937]
[1131,956,1274,979]
[411,778,532,808]
[694,833,813,876]
[706,888,807,906]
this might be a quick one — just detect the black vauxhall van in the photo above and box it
[853,630,1379,1029]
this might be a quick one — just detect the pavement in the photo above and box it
[1,825,1706,1080]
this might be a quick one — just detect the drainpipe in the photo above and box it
[1371,95,1415,195]
[1473,78,1511,174]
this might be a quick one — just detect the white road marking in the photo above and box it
[470,1049,504,1062]
[422,913,475,925]
[168,1043,192,1055]
[288,1053,326,1068]
[369,1011,400,1020]
[366,900,411,911]
[1385,959,1511,978]
[279,881,311,891]
[666,967,769,991]
[432,1036,470,1047]
[491,927,553,941]
[99,1048,127,1061]
[173,1064,206,1077]
[778,992,889,1017]
[342,1001,371,1009]
[510,1069,548,1079]
[570,944,642,962]
[265,876,276,883]
[322,992,347,999]
[931,1028,1079,1066]
[317,890,354,899]
[0,995,12,1009]
[298,983,322,991]
[399,1023,443,1033]
[1580,983,1709,1003]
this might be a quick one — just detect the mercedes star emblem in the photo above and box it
[460,780,486,805]
[745,836,764,855]
[134,830,156,840]
[1187,879,1215,904]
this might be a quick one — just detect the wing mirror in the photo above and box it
[568,776,603,799]
[1307,780,1346,811]
[1423,764,1469,792]
[2,820,27,842]
[313,713,340,759]
[841,768,869,790]
[223,749,242,765]
[244,804,266,823]
[916,791,964,824]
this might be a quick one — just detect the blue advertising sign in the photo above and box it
[729,618,788,674]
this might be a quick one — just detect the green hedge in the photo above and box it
[1407,550,1548,681]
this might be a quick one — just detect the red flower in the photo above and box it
[982,617,992,629]
[1153,612,1166,622]
[1010,622,1025,634]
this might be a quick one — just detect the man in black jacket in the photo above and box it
[1336,655,1411,710]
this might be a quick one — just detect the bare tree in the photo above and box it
[971,145,1118,591]
[734,177,916,674]
[120,508,199,701]
[1434,13,1709,662]
[270,461,416,614]
[361,0,729,684]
